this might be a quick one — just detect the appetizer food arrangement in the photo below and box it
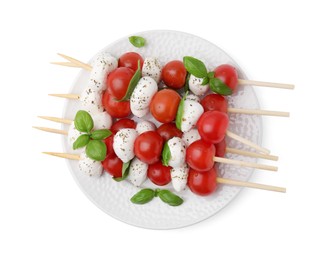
[34,31,292,229]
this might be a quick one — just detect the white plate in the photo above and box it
[62,30,261,229]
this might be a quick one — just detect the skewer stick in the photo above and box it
[226,130,270,155]
[48,93,80,99]
[217,177,286,193]
[50,62,81,68]
[226,147,278,161]
[33,126,68,136]
[38,116,72,124]
[57,53,92,71]
[228,108,289,117]
[42,152,80,160]
[213,157,277,171]
[238,79,294,90]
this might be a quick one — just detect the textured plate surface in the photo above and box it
[62,30,261,229]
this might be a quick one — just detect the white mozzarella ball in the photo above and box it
[92,112,112,130]
[128,157,148,187]
[78,151,103,177]
[180,100,204,132]
[186,93,200,103]
[170,164,189,192]
[113,128,138,163]
[67,122,82,147]
[182,128,201,147]
[131,106,150,118]
[79,88,103,115]
[167,137,186,168]
[188,75,209,96]
[142,57,162,83]
[135,120,156,134]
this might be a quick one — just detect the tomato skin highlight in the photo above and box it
[161,60,187,89]
[201,94,228,113]
[197,111,229,144]
[106,67,134,100]
[188,167,218,196]
[148,161,172,186]
[186,139,215,172]
[150,89,181,123]
[118,52,144,71]
[214,64,238,93]
[102,91,131,118]
[157,122,183,142]
[111,118,136,134]
[101,152,123,178]
[134,131,164,164]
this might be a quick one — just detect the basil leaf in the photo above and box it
[183,56,208,78]
[74,110,93,133]
[162,142,171,166]
[85,140,107,161]
[113,161,131,182]
[184,73,190,92]
[207,71,215,79]
[175,92,187,130]
[130,188,155,205]
[209,78,233,96]
[91,129,112,140]
[129,36,146,48]
[117,60,141,101]
[201,77,209,86]
[73,134,90,150]
[158,190,183,206]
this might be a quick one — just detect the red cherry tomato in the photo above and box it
[118,52,144,71]
[103,134,114,155]
[214,64,238,93]
[149,89,181,123]
[215,138,226,157]
[161,60,187,89]
[101,153,123,178]
[148,161,172,186]
[188,167,218,196]
[201,94,228,113]
[186,139,215,172]
[197,111,229,144]
[134,131,163,164]
[157,122,183,142]
[111,118,136,134]
[102,91,131,118]
[106,67,134,100]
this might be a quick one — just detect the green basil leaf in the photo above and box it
[183,56,208,78]
[162,142,171,166]
[73,134,90,150]
[209,78,233,96]
[175,92,187,130]
[207,71,215,79]
[184,73,190,92]
[201,77,209,86]
[85,140,107,161]
[129,36,146,48]
[130,188,155,205]
[157,190,183,206]
[113,160,131,182]
[117,60,141,101]
[74,110,93,133]
[90,129,112,140]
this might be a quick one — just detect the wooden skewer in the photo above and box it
[57,53,92,71]
[228,108,289,117]
[216,177,286,193]
[226,130,270,155]
[213,156,277,171]
[32,126,67,135]
[38,116,73,124]
[50,62,81,68]
[48,93,80,99]
[226,147,278,161]
[238,79,294,90]
[42,152,80,160]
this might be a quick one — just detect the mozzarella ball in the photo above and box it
[92,112,112,130]
[182,128,201,147]
[79,88,103,115]
[78,151,103,177]
[186,93,200,103]
[135,120,156,134]
[170,164,189,192]
[113,128,138,163]
[142,57,162,83]
[67,122,82,147]
[167,137,186,168]
[128,157,148,187]
[131,107,150,118]
[189,75,209,96]
[180,100,204,132]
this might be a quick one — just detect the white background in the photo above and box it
[1,0,322,259]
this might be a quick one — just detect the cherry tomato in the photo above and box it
[197,111,229,144]
[118,52,144,71]
[102,91,131,118]
[148,161,172,186]
[149,89,181,123]
[106,67,134,100]
[134,131,163,164]
[103,134,114,155]
[214,64,238,93]
[101,153,123,178]
[157,122,183,142]
[215,138,226,157]
[161,60,187,89]
[111,118,136,134]
[186,139,215,172]
[188,167,218,196]
[201,94,228,113]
